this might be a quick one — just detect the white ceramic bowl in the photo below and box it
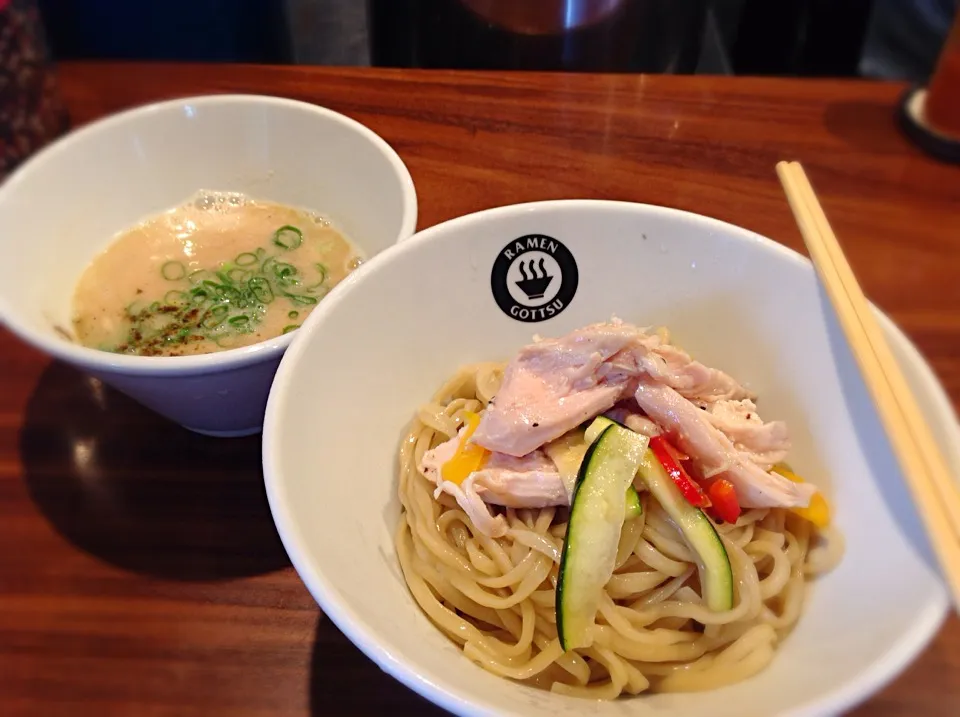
[263,200,956,716]
[0,94,417,436]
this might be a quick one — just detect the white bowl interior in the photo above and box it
[265,201,954,717]
[0,94,416,340]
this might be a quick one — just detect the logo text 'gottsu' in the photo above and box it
[491,234,578,323]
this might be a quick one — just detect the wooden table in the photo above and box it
[1,62,958,716]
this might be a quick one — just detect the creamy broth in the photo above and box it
[72,192,363,356]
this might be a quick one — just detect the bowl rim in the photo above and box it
[263,199,953,717]
[0,93,418,376]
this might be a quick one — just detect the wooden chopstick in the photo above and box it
[779,162,960,532]
[776,160,960,611]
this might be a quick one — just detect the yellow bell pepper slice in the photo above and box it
[772,464,831,528]
[441,411,489,485]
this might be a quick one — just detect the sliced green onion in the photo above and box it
[305,263,328,293]
[249,276,274,304]
[120,225,342,355]
[227,268,250,283]
[201,313,225,330]
[188,269,212,284]
[222,286,243,305]
[169,327,192,343]
[283,292,318,305]
[272,225,303,250]
[161,260,186,281]
[273,262,298,284]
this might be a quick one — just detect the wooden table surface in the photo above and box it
[1,62,959,716]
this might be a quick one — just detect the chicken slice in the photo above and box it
[474,320,755,457]
[434,477,509,537]
[640,341,756,403]
[420,435,569,537]
[468,451,570,506]
[607,397,787,468]
[700,398,790,469]
[604,404,663,438]
[471,322,637,457]
[633,378,814,509]
[600,334,755,404]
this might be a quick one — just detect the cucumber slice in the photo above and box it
[545,425,643,520]
[588,415,734,611]
[543,429,588,497]
[587,416,642,518]
[636,450,734,612]
[556,423,649,651]
[584,414,618,444]
[624,484,643,519]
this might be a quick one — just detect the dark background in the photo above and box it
[33,0,960,81]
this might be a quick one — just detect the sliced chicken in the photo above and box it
[474,320,755,457]
[607,397,787,468]
[468,451,570,507]
[421,319,808,525]
[420,436,569,537]
[639,341,756,403]
[421,435,568,505]
[604,404,662,438]
[700,398,790,469]
[419,430,461,479]
[434,477,509,537]
[471,322,638,457]
[633,378,814,509]
[599,335,754,404]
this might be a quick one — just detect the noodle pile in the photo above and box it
[396,363,844,698]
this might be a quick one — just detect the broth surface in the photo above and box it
[72,192,362,356]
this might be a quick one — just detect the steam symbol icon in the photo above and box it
[515,257,554,300]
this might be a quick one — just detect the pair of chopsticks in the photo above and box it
[776,161,960,613]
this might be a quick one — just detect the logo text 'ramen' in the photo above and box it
[491,234,578,323]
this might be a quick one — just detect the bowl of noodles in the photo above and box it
[262,200,958,716]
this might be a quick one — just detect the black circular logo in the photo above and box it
[491,234,578,323]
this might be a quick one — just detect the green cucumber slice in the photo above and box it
[635,450,734,611]
[584,414,618,444]
[545,425,643,520]
[624,484,643,519]
[556,423,649,651]
[588,416,734,611]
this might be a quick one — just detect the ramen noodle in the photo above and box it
[396,320,843,698]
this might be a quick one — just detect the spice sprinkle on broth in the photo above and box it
[72,191,363,357]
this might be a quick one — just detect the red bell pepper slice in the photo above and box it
[648,435,710,508]
[705,478,741,524]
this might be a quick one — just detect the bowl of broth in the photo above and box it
[0,94,417,436]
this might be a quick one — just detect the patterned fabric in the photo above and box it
[0,0,68,180]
